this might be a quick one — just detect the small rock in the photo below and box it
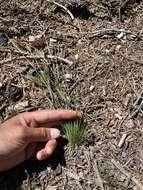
[18,65,30,75]
[77,39,82,46]
[7,101,29,112]
[124,119,134,129]
[45,186,57,190]
[117,32,124,39]
[119,175,126,182]
[0,81,3,88]
[123,94,131,107]
[8,85,23,101]
[75,54,79,60]
[28,35,36,42]
[126,135,134,142]
[28,34,42,42]
[64,74,73,82]
[114,113,122,120]
[28,68,37,76]
[122,152,127,158]
[116,45,121,51]
[102,86,106,96]
[105,49,110,54]
[49,38,57,46]
[110,129,116,134]
[54,164,62,176]
[0,33,8,45]
[0,82,5,96]
[90,85,94,92]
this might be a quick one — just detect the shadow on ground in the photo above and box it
[0,137,67,190]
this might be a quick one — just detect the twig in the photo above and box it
[0,54,73,65]
[0,55,44,65]
[0,16,10,22]
[62,28,139,38]
[89,148,104,190]
[53,1,74,20]
[111,159,143,190]
[47,55,73,65]
[118,134,127,148]
[94,160,105,190]
[0,48,30,56]
[133,93,143,106]
[117,113,129,135]
[129,101,143,119]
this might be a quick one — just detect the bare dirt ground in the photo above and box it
[0,0,143,189]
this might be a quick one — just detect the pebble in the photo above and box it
[45,186,57,190]
[64,74,73,82]
[117,32,124,39]
[125,119,134,129]
[8,85,23,101]
[116,45,121,51]
[0,33,8,45]
[119,175,126,182]
[0,81,3,88]
[49,38,57,46]
[18,65,30,75]
[90,85,94,92]
[8,101,29,111]
[122,152,127,158]
[0,81,5,96]
[75,54,79,60]
[28,34,42,42]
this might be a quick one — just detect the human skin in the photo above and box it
[0,109,80,172]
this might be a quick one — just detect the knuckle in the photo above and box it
[40,128,50,139]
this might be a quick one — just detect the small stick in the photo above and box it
[47,55,73,65]
[0,54,73,65]
[111,159,143,190]
[0,16,10,22]
[129,101,143,119]
[117,113,129,135]
[53,1,74,20]
[133,93,143,106]
[94,160,105,190]
[118,134,127,148]
[62,28,139,38]
[0,55,44,65]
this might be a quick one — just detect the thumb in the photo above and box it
[27,127,60,142]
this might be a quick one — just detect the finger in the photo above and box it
[38,121,59,128]
[27,127,60,142]
[36,139,57,160]
[21,109,81,125]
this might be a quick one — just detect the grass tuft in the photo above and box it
[61,119,87,148]
[31,70,48,87]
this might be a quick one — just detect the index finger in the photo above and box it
[21,109,81,125]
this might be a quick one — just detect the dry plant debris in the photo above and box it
[0,0,143,189]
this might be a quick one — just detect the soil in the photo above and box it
[0,0,143,189]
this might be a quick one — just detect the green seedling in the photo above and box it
[61,119,87,148]
[31,70,48,87]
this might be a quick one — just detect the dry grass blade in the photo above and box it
[31,70,49,87]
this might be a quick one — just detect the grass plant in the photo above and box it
[61,119,87,148]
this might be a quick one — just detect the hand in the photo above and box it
[0,109,80,172]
